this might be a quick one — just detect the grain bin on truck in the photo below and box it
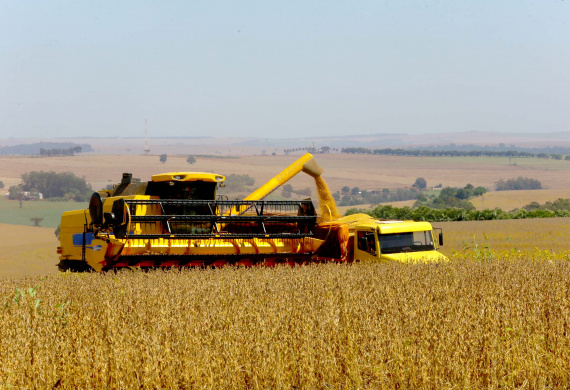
[56,153,446,271]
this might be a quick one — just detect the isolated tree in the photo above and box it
[296,188,312,196]
[341,186,350,194]
[413,177,427,189]
[8,185,24,208]
[30,217,43,227]
[186,156,196,164]
[160,154,167,164]
[351,187,360,195]
[281,183,293,198]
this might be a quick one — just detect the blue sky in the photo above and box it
[1,1,569,139]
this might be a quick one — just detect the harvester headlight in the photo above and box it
[215,176,224,182]
[173,175,186,180]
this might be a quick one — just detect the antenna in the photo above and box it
[144,119,150,155]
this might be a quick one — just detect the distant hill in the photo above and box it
[0,142,93,155]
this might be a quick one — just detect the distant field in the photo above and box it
[2,153,570,198]
[336,200,416,215]
[470,188,570,211]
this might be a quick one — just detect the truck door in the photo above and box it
[354,229,379,262]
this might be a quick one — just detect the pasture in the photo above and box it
[0,197,85,228]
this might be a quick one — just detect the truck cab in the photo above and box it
[351,220,446,263]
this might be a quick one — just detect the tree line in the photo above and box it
[39,146,83,157]
[346,205,570,222]
[495,177,542,191]
[341,147,569,160]
[333,187,419,207]
[9,171,93,202]
[0,142,92,155]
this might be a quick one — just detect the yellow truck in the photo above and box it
[57,153,446,271]
[345,219,445,263]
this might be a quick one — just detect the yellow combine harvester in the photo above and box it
[57,153,446,271]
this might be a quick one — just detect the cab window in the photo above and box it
[357,231,377,255]
[378,231,435,254]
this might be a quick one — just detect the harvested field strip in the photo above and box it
[1,259,569,389]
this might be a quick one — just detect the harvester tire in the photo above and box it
[57,260,94,272]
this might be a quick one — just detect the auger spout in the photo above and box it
[244,153,323,201]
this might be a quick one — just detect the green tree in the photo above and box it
[218,174,256,193]
[473,186,487,196]
[456,188,470,200]
[160,154,167,164]
[282,183,293,198]
[30,217,43,227]
[20,171,92,201]
[413,177,427,189]
[496,177,542,191]
[186,156,196,164]
[8,185,24,208]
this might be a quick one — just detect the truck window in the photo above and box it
[378,231,434,254]
[357,231,376,255]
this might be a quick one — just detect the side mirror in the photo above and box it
[439,232,444,246]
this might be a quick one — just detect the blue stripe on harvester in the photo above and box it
[72,233,94,246]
